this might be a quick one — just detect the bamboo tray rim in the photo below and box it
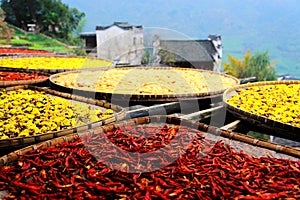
[0,85,126,148]
[49,67,240,101]
[223,80,300,134]
[1,115,299,165]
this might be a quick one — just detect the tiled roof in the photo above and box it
[277,75,300,80]
[96,22,142,30]
[79,32,96,37]
[159,40,216,62]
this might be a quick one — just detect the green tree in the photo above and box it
[247,52,277,81]
[0,8,14,43]
[70,16,86,47]
[223,50,277,81]
[223,49,251,78]
[159,49,177,66]
[1,0,85,42]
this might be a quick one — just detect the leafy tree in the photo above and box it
[1,0,85,43]
[223,50,277,81]
[247,52,277,81]
[223,49,251,78]
[141,51,150,65]
[70,17,86,48]
[159,49,177,66]
[0,8,14,43]
[73,17,86,37]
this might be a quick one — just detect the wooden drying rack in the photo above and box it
[123,76,300,149]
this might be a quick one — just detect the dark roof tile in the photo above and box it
[96,22,143,30]
[159,40,216,62]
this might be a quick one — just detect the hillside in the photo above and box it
[0,25,78,55]
[62,0,300,78]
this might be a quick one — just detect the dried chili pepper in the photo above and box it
[0,124,299,199]
[0,71,48,81]
[0,48,52,55]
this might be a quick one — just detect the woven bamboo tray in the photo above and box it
[1,115,299,165]
[223,80,300,140]
[0,85,125,149]
[0,55,114,74]
[0,69,49,87]
[49,67,240,105]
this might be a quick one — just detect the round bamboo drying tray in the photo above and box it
[49,67,240,105]
[0,115,299,165]
[0,55,114,74]
[0,85,125,149]
[223,80,300,140]
[0,69,49,87]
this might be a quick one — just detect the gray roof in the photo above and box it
[79,32,96,37]
[277,75,300,80]
[159,40,216,62]
[96,22,143,31]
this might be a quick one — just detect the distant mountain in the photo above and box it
[62,0,300,77]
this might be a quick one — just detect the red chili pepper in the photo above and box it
[83,191,98,199]
[24,169,39,178]
[21,162,31,170]
[0,48,52,55]
[12,181,42,191]
[0,71,48,81]
[168,188,184,197]
[143,190,151,200]
[85,182,114,192]
[0,125,300,199]
[40,169,47,180]
[49,180,72,189]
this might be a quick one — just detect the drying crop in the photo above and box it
[0,89,113,139]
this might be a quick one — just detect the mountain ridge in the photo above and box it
[62,0,300,77]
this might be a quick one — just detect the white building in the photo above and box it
[80,23,222,70]
[95,22,143,65]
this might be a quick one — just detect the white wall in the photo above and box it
[96,26,143,65]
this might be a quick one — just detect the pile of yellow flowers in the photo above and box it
[0,89,113,139]
[0,57,113,70]
[52,68,239,95]
[227,83,300,127]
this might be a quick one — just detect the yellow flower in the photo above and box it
[227,83,300,127]
[0,134,9,140]
[0,57,113,70]
[0,88,115,139]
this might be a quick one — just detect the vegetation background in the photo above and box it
[61,0,300,78]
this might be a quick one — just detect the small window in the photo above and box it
[133,37,136,45]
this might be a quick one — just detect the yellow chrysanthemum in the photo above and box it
[227,84,300,127]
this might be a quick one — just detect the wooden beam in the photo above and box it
[126,102,181,119]
[220,120,241,131]
[181,105,224,120]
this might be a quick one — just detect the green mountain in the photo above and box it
[61,0,300,77]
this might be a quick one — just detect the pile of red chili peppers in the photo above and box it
[0,71,48,81]
[0,48,52,55]
[0,124,299,199]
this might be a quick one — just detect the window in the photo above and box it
[133,37,136,45]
